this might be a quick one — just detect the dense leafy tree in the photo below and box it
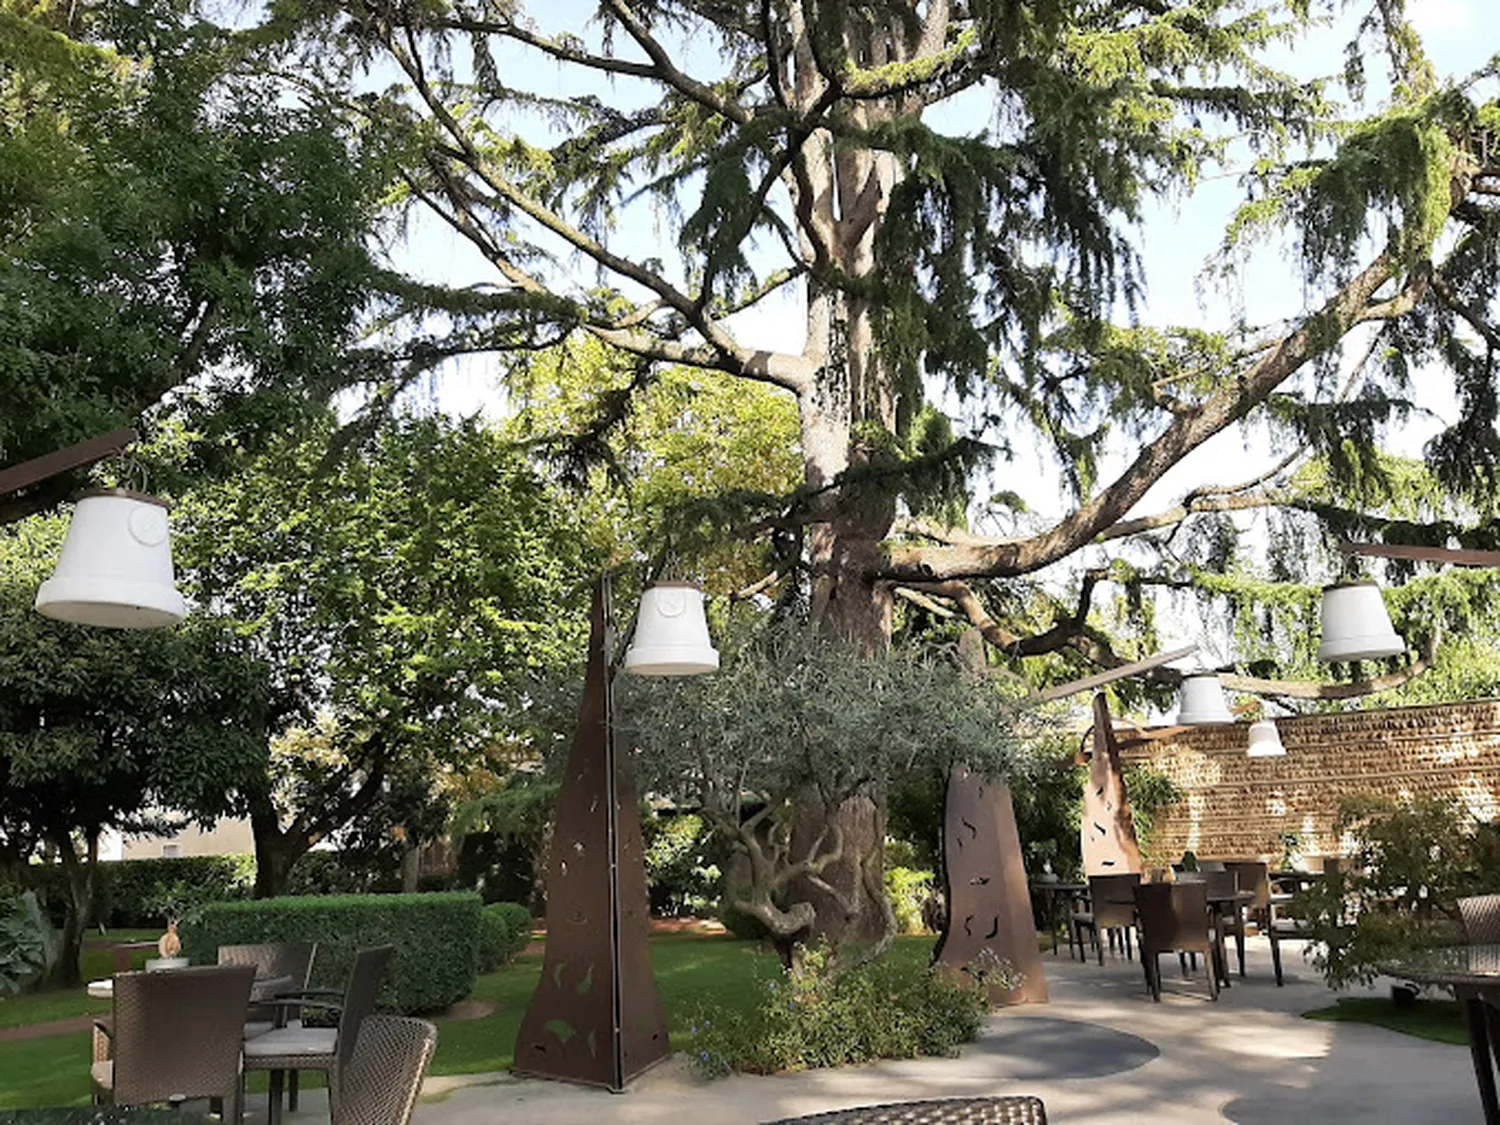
[173,413,598,895]
[0,519,273,982]
[0,0,400,519]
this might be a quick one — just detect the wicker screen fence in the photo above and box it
[1119,698,1500,863]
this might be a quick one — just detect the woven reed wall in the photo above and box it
[1118,698,1500,862]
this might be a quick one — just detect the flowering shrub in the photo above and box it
[686,943,991,1076]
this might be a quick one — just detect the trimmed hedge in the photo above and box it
[476,902,532,972]
[182,892,481,1014]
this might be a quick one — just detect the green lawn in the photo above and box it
[0,931,159,1031]
[1,932,927,1109]
[1302,995,1469,1045]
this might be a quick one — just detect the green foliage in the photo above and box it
[684,942,988,1076]
[281,851,400,897]
[883,867,935,935]
[0,0,393,485]
[623,626,1023,949]
[174,412,596,891]
[1289,796,1496,989]
[99,856,255,928]
[1123,765,1185,867]
[643,813,721,918]
[182,892,482,1014]
[0,891,59,994]
[475,902,532,973]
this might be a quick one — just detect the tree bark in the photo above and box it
[48,829,97,988]
[250,804,304,899]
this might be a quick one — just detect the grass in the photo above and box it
[0,931,158,1031]
[0,932,943,1109]
[1302,995,1469,1045]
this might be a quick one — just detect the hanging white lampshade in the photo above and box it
[1246,718,1287,758]
[35,490,186,629]
[1317,580,1404,662]
[1176,672,1233,724]
[623,582,719,676]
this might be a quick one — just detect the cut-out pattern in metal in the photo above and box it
[934,764,1048,1005]
[514,579,668,1090]
[1081,693,1144,877]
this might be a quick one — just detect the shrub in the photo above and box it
[643,813,722,917]
[1290,795,1492,988]
[283,851,401,896]
[476,902,532,972]
[19,856,255,928]
[182,891,481,1013]
[884,867,935,934]
[0,891,60,994]
[686,943,988,1076]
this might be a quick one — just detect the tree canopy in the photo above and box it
[239,0,1500,707]
[171,412,598,893]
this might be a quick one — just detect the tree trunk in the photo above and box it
[250,805,304,898]
[788,787,891,958]
[48,830,97,988]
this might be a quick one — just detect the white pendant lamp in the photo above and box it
[35,490,186,629]
[1317,580,1404,662]
[1176,672,1233,724]
[623,582,719,676]
[1246,718,1287,758]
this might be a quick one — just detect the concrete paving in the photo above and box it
[251,936,1482,1124]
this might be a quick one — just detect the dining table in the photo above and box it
[87,971,293,1001]
[1028,880,1088,955]
[1379,943,1500,1125]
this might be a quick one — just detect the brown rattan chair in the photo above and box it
[1459,894,1500,944]
[1223,861,1270,923]
[91,964,256,1123]
[761,1096,1048,1124]
[1267,888,1316,986]
[1134,880,1220,1001]
[334,1016,438,1125]
[1072,873,1140,964]
[1202,869,1247,979]
[242,945,394,1125]
[217,941,318,1038]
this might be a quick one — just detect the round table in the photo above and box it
[1381,943,1500,1124]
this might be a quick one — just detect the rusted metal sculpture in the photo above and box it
[513,578,669,1090]
[934,764,1048,1005]
[1081,693,1144,876]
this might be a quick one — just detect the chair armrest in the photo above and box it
[92,1019,113,1064]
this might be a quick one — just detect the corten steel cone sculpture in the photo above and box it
[934,764,1048,1005]
[1082,693,1144,876]
[514,580,668,1090]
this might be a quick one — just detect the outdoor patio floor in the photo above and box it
[253,935,1480,1124]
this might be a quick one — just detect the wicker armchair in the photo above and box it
[762,1097,1048,1124]
[242,945,394,1125]
[334,1016,438,1125]
[217,942,318,1039]
[1459,895,1500,944]
[91,965,256,1124]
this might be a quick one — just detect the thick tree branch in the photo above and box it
[877,246,1404,581]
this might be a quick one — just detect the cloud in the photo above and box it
[1408,0,1473,33]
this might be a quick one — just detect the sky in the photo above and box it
[389,0,1491,660]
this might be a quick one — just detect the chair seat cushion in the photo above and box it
[244,1026,337,1059]
[1271,918,1311,935]
[244,1017,303,1040]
